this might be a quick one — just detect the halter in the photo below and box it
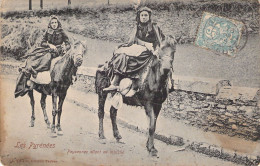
[71,41,86,67]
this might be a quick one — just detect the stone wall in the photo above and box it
[162,89,260,141]
[76,67,260,141]
[1,62,259,141]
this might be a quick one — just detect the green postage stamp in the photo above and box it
[195,12,245,56]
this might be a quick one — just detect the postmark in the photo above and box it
[195,12,246,56]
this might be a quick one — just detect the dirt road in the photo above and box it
[0,75,240,166]
[78,34,260,88]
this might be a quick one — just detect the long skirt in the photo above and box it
[14,48,58,97]
[110,45,153,77]
[25,48,60,72]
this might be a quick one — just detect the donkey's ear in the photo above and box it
[168,35,174,39]
[165,35,177,46]
[168,35,176,43]
[175,32,184,44]
[81,40,88,51]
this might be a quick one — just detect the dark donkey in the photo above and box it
[17,41,86,137]
[95,36,177,156]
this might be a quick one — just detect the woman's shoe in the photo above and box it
[26,80,35,90]
[103,74,120,91]
[103,85,119,91]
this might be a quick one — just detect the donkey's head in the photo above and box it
[70,40,87,67]
[157,36,177,76]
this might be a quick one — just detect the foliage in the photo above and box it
[1,0,259,58]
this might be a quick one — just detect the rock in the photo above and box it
[195,93,207,101]
[209,145,222,155]
[179,104,185,110]
[190,103,199,109]
[169,135,184,145]
[186,106,193,111]
[239,106,246,111]
[241,123,249,127]
[219,109,226,113]
[245,107,254,117]
[172,104,179,109]
[228,118,236,123]
[217,104,226,109]
[183,120,191,124]
[208,102,216,107]
[214,122,224,127]
[206,96,214,101]
[217,86,259,102]
[249,155,258,161]
[237,114,245,119]
[199,142,210,149]
[243,127,256,133]
[207,115,217,121]
[232,124,238,130]
[225,112,233,117]
[178,111,187,117]
[226,105,238,112]
[203,107,211,111]
[202,103,210,108]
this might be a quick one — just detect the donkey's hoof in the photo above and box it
[29,121,34,127]
[50,132,57,138]
[99,134,106,140]
[50,129,57,138]
[99,132,106,139]
[57,129,63,136]
[116,135,122,141]
[114,133,122,141]
[115,134,122,142]
[46,121,51,129]
[149,148,158,157]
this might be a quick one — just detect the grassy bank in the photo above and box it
[1,0,259,59]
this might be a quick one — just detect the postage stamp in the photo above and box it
[195,12,245,56]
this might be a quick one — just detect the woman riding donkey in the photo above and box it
[15,15,74,97]
[103,7,175,91]
[96,6,177,156]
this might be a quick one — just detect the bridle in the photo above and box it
[71,41,86,67]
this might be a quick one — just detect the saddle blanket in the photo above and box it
[114,44,148,57]
[31,56,62,84]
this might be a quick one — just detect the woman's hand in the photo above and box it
[49,44,57,52]
[144,43,154,51]
[61,43,67,54]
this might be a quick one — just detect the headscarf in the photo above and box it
[136,7,152,24]
[136,7,153,39]
[47,15,62,34]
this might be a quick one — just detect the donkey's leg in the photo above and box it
[98,93,106,139]
[110,106,122,141]
[51,93,58,137]
[40,93,50,128]
[28,90,35,127]
[145,102,158,156]
[56,94,66,136]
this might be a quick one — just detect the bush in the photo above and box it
[1,0,259,59]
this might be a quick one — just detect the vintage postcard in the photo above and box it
[0,0,259,165]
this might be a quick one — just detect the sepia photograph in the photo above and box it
[0,0,259,165]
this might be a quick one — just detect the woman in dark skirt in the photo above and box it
[104,7,165,91]
[15,15,71,97]
[25,15,71,76]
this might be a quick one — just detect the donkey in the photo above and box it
[16,41,87,137]
[95,36,177,156]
